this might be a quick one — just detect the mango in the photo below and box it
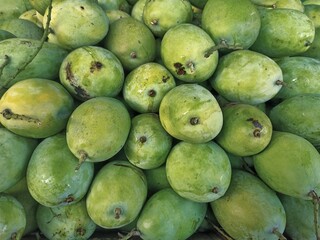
[159,84,223,143]
[66,97,131,163]
[210,170,286,239]
[124,113,173,169]
[86,160,148,229]
[253,131,320,200]
[166,141,232,202]
[0,0,33,20]
[26,133,94,207]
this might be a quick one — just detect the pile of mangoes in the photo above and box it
[1,0,320,239]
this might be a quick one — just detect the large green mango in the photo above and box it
[0,38,69,88]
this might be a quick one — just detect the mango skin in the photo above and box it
[0,0,33,20]
[0,38,69,88]
[202,0,261,50]
[124,113,172,169]
[210,170,286,240]
[0,127,38,193]
[86,160,148,229]
[250,8,315,58]
[159,84,223,143]
[144,165,170,194]
[26,133,94,207]
[137,188,207,240]
[210,50,283,105]
[0,193,26,240]
[43,0,109,50]
[0,78,75,139]
[269,94,320,150]
[66,97,131,162]
[274,56,320,99]
[253,131,320,200]
[36,199,96,240]
[215,103,273,156]
[166,141,231,203]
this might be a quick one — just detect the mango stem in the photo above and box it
[272,227,286,240]
[118,228,141,240]
[206,218,234,240]
[204,40,243,58]
[309,190,320,240]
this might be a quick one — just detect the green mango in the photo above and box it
[59,46,124,101]
[36,198,96,240]
[66,97,131,163]
[279,194,318,240]
[269,94,320,150]
[202,0,261,50]
[210,170,286,240]
[28,0,51,15]
[166,141,231,203]
[252,0,304,11]
[0,193,26,240]
[142,0,193,37]
[210,50,283,105]
[0,78,75,139]
[144,165,170,194]
[86,160,148,229]
[123,62,176,113]
[250,8,315,58]
[106,9,130,23]
[26,133,94,207]
[103,16,156,71]
[0,18,43,40]
[0,38,69,88]
[304,4,320,27]
[43,0,110,50]
[0,0,33,20]
[131,0,146,22]
[299,28,320,60]
[160,23,219,83]
[135,188,207,240]
[4,177,39,236]
[253,131,320,199]
[159,84,223,143]
[124,113,172,169]
[0,127,38,193]
[215,103,273,156]
[273,56,320,100]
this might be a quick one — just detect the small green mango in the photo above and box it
[215,103,273,156]
[135,188,207,240]
[210,170,286,240]
[131,0,146,21]
[210,49,283,104]
[124,113,172,169]
[269,94,320,150]
[252,0,304,11]
[86,160,148,229]
[274,56,320,99]
[0,38,69,88]
[106,9,130,23]
[160,23,219,83]
[253,131,320,199]
[250,8,315,57]
[0,193,26,240]
[0,127,38,193]
[103,16,156,71]
[123,62,176,113]
[36,198,96,240]
[166,141,232,202]
[98,0,132,13]
[202,0,261,50]
[26,132,94,207]
[0,78,75,139]
[144,165,170,194]
[159,84,223,143]
[142,0,193,37]
[66,97,131,163]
